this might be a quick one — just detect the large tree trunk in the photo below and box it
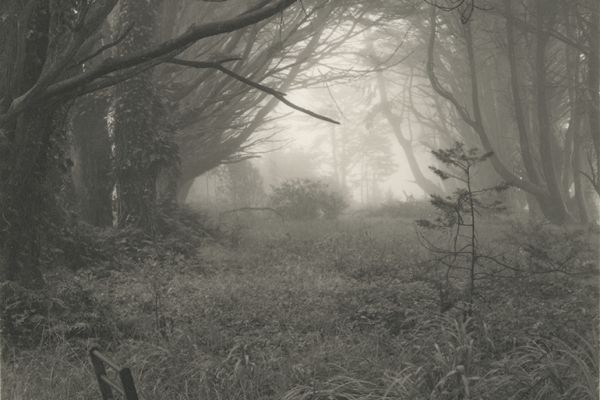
[533,0,571,223]
[427,5,573,224]
[573,126,590,223]
[0,1,51,288]
[71,95,113,227]
[113,76,160,232]
[0,109,55,288]
[112,0,174,232]
[564,7,590,224]
[504,0,572,223]
[505,0,541,186]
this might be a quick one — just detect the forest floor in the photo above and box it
[2,211,599,400]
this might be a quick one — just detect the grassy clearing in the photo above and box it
[2,213,598,400]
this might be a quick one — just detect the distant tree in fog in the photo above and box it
[424,1,599,223]
[364,0,599,224]
[217,161,267,208]
[307,86,399,204]
[262,149,321,187]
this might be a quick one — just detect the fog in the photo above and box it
[2,1,598,399]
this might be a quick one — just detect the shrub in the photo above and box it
[503,221,597,275]
[269,179,348,220]
[0,280,117,351]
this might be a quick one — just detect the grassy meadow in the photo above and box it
[2,208,598,400]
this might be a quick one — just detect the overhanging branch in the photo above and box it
[169,58,340,125]
[0,0,299,124]
[72,24,135,68]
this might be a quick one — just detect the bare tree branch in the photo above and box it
[426,5,545,197]
[169,58,340,124]
[0,0,299,124]
[72,24,135,68]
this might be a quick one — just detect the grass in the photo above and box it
[1,213,598,400]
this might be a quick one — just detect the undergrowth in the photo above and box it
[1,211,598,400]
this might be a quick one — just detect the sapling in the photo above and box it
[416,142,509,317]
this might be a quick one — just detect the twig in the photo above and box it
[74,24,135,67]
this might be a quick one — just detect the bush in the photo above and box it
[155,205,218,255]
[504,221,598,275]
[269,179,348,220]
[1,280,117,351]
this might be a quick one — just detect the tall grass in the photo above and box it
[2,216,597,400]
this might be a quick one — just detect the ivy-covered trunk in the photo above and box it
[112,0,176,232]
[71,95,113,227]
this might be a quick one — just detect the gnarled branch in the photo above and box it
[169,58,340,124]
[0,0,299,124]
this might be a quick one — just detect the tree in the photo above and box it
[112,0,177,232]
[261,148,321,188]
[305,83,400,204]
[424,3,599,223]
[70,93,113,227]
[0,0,303,287]
[164,0,375,202]
[218,161,266,208]
[417,142,509,316]
[67,1,345,215]
[373,70,444,195]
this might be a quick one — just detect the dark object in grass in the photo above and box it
[90,347,139,400]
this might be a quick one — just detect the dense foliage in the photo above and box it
[270,179,348,220]
[2,214,597,400]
